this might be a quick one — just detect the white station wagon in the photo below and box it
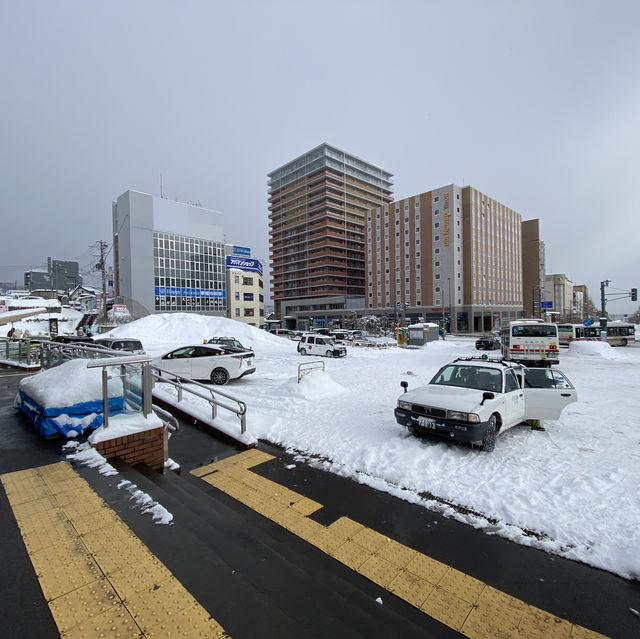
[153,344,255,385]
[394,356,577,452]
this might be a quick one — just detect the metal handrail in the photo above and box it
[1,337,248,437]
[151,366,247,434]
[297,360,325,383]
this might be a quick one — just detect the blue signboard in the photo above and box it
[583,318,593,326]
[232,246,251,256]
[225,256,263,276]
[539,301,553,309]
[155,287,226,298]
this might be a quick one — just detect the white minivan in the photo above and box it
[297,334,347,358]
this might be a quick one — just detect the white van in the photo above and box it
[297,334,347,357]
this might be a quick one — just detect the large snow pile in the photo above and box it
[103,312,291,355]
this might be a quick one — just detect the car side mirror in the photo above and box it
[480,391,494,405]
[401,381,408,393]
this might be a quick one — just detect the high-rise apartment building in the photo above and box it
[268,143,393,320]
[366,184,525,332]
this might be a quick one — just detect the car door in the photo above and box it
[190,346,222,380]
[306,336,316,354]
[523,368,578,420]
[161,347,194,378]
[501,368,526,429]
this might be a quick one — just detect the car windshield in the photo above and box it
[430,364,502,392]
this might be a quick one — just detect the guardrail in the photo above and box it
[297,360,325,383]
[152,368,247,434]
[1,337,246,438]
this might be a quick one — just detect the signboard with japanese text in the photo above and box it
[225,256,263,275]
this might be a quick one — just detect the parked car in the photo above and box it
[152,344,255,385]
[93,338,145,354]
[475,335,500,350]
[271,328,296,338]
[207,336,253,354]
[297,334,347,358]
[394,356,577,452]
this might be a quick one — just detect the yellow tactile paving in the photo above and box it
[193,449,609,639]
[1,462,229,638]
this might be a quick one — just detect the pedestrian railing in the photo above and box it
[2,337,246,439]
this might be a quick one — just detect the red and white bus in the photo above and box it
[584,322,636,347]
[500,319,559,367]
[557,323,588,347]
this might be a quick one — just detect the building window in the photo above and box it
[235,308,240,317]
[243,277,254,286]
[244,293,254,301]
[234,292,240,300]
[234,275,240,284]
[244,308,255,317]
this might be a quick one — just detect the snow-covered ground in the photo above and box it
[18,313,640,581]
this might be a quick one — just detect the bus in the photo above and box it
[557,323,588,347]
[500,319,559,367]
[584,322,636,347]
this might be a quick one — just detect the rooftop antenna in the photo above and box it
[160,174,164,199]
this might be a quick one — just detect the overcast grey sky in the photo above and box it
[1,0,638,313]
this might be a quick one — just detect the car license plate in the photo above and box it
[418,416,436,429]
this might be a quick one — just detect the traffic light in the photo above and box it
[632,288,638,302]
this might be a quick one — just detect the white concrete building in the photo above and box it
[112,190,226,317]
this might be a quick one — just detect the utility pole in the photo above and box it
[600,280,609,332]
[95,241,109,322]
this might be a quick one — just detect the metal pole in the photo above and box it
[448,277,453,333]
[102,367,109,428]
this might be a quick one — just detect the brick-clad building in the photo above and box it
[366,184,528,332]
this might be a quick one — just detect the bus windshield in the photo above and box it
[512,325,557,337]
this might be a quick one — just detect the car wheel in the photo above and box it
[325,350,333,358]
[300,348,307,356]
[482,414,498,452]
[621,339,628,346]
[211,368,229,385]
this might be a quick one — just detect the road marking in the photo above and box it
[1,462,228,638]
[193,450,608,639]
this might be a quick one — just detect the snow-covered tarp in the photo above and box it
[14,359,124,437]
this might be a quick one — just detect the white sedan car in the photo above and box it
[394,356,577,452]
[152,344,255,385]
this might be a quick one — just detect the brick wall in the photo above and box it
[93,426,167,473]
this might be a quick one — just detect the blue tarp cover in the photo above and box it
[15,389,124,437]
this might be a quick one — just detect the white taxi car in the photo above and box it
[394,356,577,452]
[152,344,255,385]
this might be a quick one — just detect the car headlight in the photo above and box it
[397,400,412,410]
[447,410,480,423]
